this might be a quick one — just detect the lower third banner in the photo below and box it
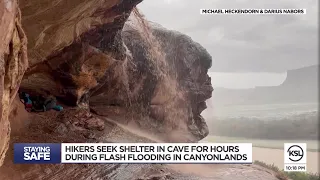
[14,143,252,164]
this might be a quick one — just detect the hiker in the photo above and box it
[19,92,33,111]
[19,92,63,112]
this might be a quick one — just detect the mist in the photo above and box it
[138,0,320,175]
[202,65,319,140]
[209,72,287,89]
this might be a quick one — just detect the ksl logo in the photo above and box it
[287,145,303,162]
[284,143,307,164]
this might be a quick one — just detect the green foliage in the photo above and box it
[284,172,320,180]
[254,161,320,180]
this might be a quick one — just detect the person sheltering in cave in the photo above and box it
[19,91,63,112]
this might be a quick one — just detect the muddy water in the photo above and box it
[253,147,319,174]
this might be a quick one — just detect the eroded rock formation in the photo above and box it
[0,0,213,169]
[120,16,213,141]
[19,7,213,142]
[20,0,142,107]
[0,1,285,180]
[0,0,28,165]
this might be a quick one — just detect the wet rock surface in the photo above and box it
[18,5,213,142]
[0,0,28,165]
[0,108,281,180]
[84,117,105,131]
[1,0,281,179]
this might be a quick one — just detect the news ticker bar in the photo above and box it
[14,143,252,164]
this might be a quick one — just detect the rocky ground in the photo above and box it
[0,99,281,180]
